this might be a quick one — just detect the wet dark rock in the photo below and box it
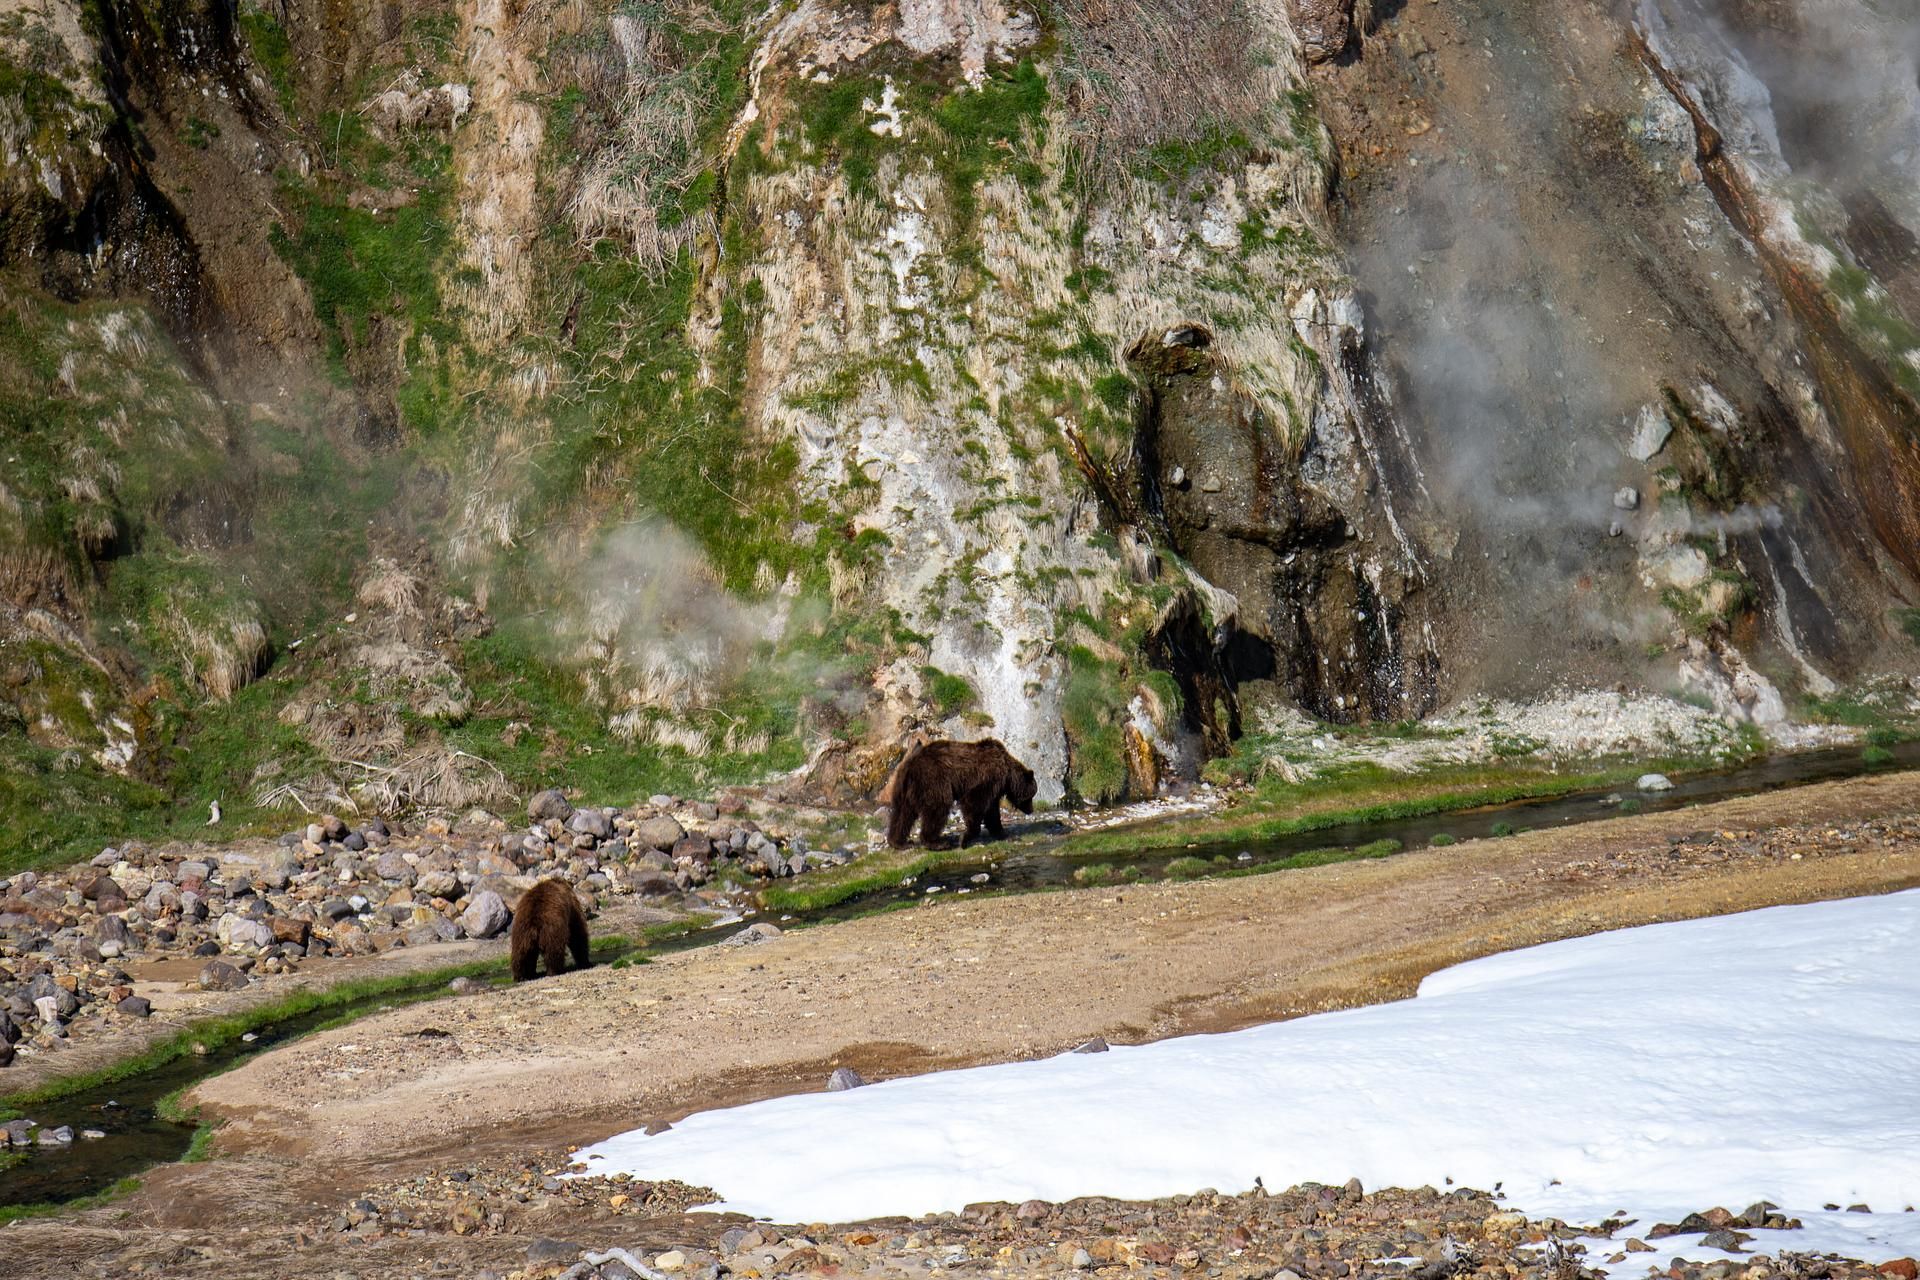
[117,995,151,1016]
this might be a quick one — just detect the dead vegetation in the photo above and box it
[555,2,734,276]
[1050,0,1292,191]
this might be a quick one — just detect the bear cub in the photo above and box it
[884,737,1037,849]
[510,879,592,981]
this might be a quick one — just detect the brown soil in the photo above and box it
[6,771,1920,1279]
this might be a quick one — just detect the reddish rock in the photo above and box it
[1879,1259,1917,1280]
[270,917,312,947]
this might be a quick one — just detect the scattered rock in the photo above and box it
[1636,772,1674,792]
[199,960,249,992]
[461,891,510,940]
[826,1067,866,1091]
[1629,403,1673,460]
[528,789,575,822]
[1072,1037,1109,1054]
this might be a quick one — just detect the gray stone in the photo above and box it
[1072,1037,1109,1054]
[723,922,781,946]
[1628,404,1672,461]
[36,1125,73,1145]
[374,850,415,884]
[1636,772,1674,792]
[199,960,249,992]
[415,869,461,899]
[1613,486,1640,510]
[117,995,152,1017]
[826,1066,866,1091]
[567,808,613,840]
[529,788,575,822]
[257,849,300,890]
[448,976,491,996]
[461,891,510,940]
[95,914,133,949]
[634,816,686,852]
[671,833,713,863]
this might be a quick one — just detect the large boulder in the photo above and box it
[633,816,685,852]
[461,891,510,940]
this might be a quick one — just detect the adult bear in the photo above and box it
[885,737,1037,848]
[510,879,591,981]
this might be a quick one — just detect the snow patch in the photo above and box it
[574,891,1920,1271]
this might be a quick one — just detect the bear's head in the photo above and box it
[1007,763,1037,814]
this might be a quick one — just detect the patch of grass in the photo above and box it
[1898,607,1920,647]
[1618,797,1643,815]
[1428,833,1457,847]
[1489,821,1516,838]
[0,1176,141,1227]
[757,845,981,914]
[1062,644,1129,804]
[920,666,978,718]
[1865,745,1896,767]
[1163,856,1211,880]
[1062,759,1657,860]
[237,9,297,115]
[1072,862,1120,886]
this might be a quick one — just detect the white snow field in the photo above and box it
[574,890,1920,1268]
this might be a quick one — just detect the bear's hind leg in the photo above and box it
[543,937,569,978]
[568,906,591,971]
[917,800,950,848]
[511,931,538,982]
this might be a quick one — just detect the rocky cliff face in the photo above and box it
[0,0,1916,855]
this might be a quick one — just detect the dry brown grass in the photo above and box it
[1050,0,1286,191]
[559,3,733,277]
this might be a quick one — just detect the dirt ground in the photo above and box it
[7,771,1920,1278]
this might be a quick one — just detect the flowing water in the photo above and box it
[5,742,1916,1209]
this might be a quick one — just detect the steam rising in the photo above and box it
[569,521,792,714]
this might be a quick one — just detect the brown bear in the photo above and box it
[885,737,1037,849]
[510,879,591,982]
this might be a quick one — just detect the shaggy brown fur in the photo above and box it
[510,879,591,982]
[875,730,932,808]
[885,737,1037,849]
